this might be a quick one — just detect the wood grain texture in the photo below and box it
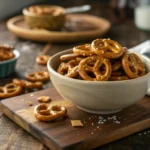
[1,88,150,150]
[6,14,111,43]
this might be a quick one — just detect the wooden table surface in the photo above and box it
[0,1,150,150]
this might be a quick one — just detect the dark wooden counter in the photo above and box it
[0,1,150,150]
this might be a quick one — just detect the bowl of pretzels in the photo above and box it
[0,45,20,78]
[23,5,66,30]
[47,39,150,114]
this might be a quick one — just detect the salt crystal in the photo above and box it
[91,132,94,134]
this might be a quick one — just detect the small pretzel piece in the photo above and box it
[0,83,22,98]
[36,55,51,65]
[25,71,49,82]
[122,53,146,78]
[38,96,51,103]
[34,104,67,122]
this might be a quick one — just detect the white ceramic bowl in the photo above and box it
[47,49,150,114]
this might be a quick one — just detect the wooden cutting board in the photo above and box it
[7,14,111,43]
[1,88,150,150]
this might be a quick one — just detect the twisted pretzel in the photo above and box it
[122,53,146,78]
[25,71,49,82]
[36,55,51,65]
[0,83,22,98]
[91,39,125,59]
[57,60,79,78]
[13,78,43,89]
[34,104,67,122]
[78,56,112,81]
[73,44,95,56]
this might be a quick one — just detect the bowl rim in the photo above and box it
[22,5,66,17]
[0,49,20,65]
[47,49,150,85]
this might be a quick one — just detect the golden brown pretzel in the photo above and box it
[13,79,43,89]
[73,44,95,56]
[122,53,146,78]
[104,39,121,53]
[78,56,112,81]
[0,83,22,98]
[25,71,49,82]
[34,104,67,122]
[91,39,125,59]
[57,60,79,78]
[36,55,51,65]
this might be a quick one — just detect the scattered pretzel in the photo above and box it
[122,53,146,78]
[25,71,49,82]
[34,104,67,122]
[36,55,51,65]
[13,78,43,89]
[78,56,112,81]
[38,96,51,103]
[0,83,22,98]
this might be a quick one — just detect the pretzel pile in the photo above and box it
[57,39,146,81]
[28,6,63,16]
[0,44,15,62]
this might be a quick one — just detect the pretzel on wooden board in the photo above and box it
[34,104,67,122]
[0,83,22,98]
